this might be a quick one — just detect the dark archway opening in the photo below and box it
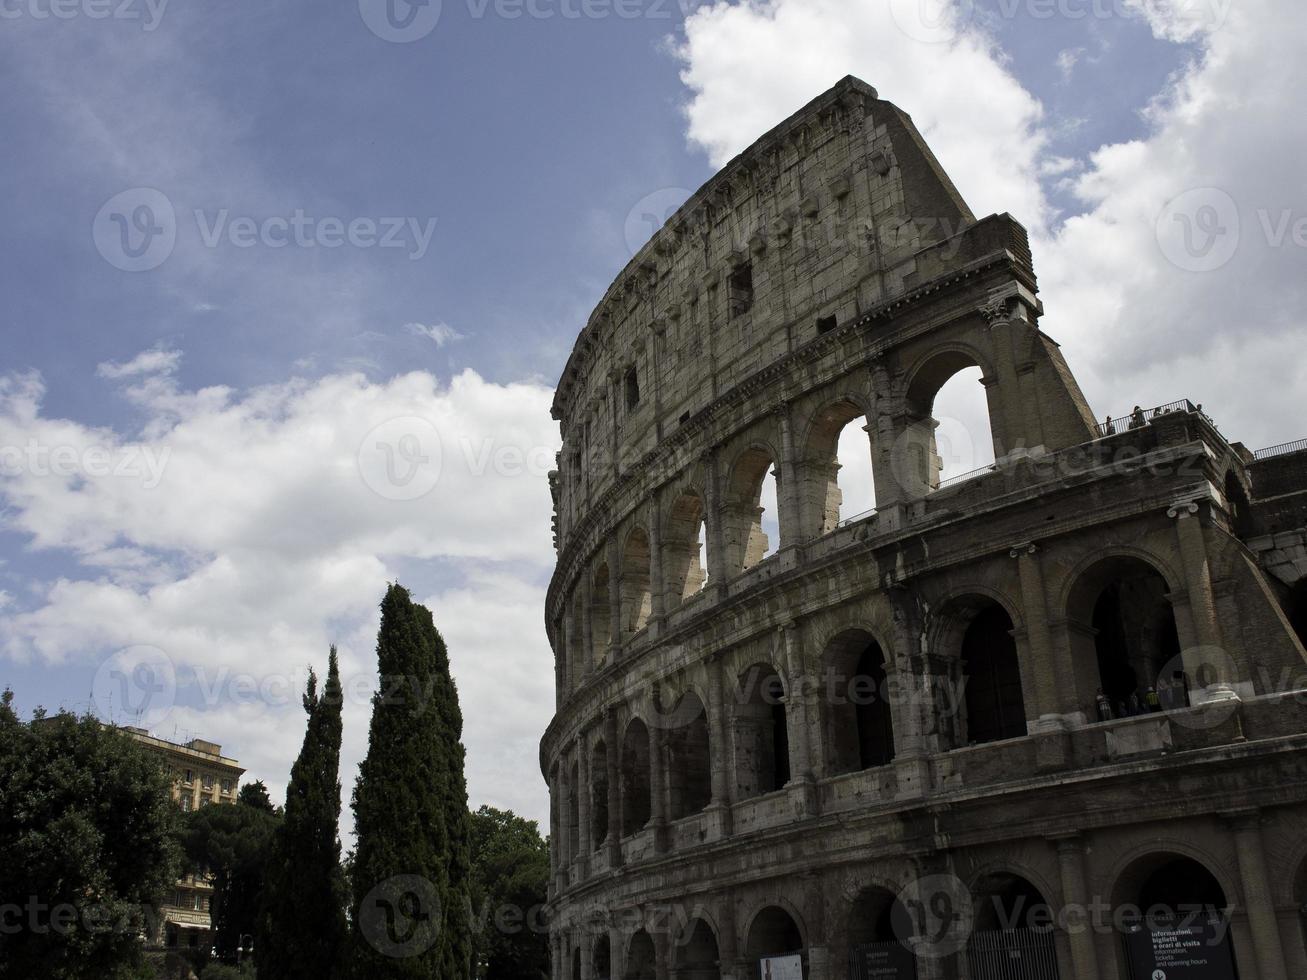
[625,930,657,980]
[745,906,804,980]
[620,719,652,837]
[666,693,712,820]
[1285,579,1307,651]
[594,934,612,980]
[674,919,721,980]
[825,631,896,774]
[968,874,1061,980]
[961,604,1027,745]
[591,740,609,850]
[1114,854,1238,979]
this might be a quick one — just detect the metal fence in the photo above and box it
[1254,438,1307,460]
[1096,399,1197,437]
[965,929,1061,980]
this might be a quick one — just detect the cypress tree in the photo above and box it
[258,648,348,978]
[350,583,472,979]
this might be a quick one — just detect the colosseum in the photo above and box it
[539,76,1307,980]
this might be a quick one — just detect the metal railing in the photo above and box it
[1096,399,1197,437]
[1254,438,1307,460]
[835,506,877,529]
[937,463,997,489]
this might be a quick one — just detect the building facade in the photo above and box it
[540,77,1307,980]
[124,729,245,950]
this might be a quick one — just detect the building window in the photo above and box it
[220,777,234,794]
[817,314,837,335]
[180,795,193,812]
[728,262,754,317]
[183,769,193,784]
[201,774,213,791]
[624,367,640,412]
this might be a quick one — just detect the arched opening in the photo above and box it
[958,602,1027,745]
[968,873,1061,979]
[745,906,804,979]
[620,719,652,837]
[666,692,712,820]
[725,447,780,574]
[665,490,709,606]
[1225,470,1255,537]
[568,761,580,860]
[1284,578,1307,651]
[621,528,652,636]
[902,352,997,495]
[1067,556,1184,720]
[674,918,721,980]
[591,562,612,669]
[595,934,612,980]
[591,740,609,850]
[625,930,657,980]
[735,664,789,800]
[572,946,582,980]
[1112,853,1238,978]
[823,630,896,775]
[1294,854,1307,968]
[847,886,917,977]
[801,400,876,536]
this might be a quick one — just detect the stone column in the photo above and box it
[702,448,729,592]
[1010,543,1071,726]
[775,403,801,549]
[887,587,931,798]
[580,927,595,980]
[604,709,623,868]
[705,654,734,839]
[1226,809,1289,980]
[648,702,669,853]
[607,537,623,658]
[717,889,741,980]
[979,293,1024,460]
[557,758,573,891]
[781,622,819,818]
[1169,500,1237,702]
[649,493,666,630]
[576,734,592,879]
[582,575,595,678]
[552,931,564,980]
[1050,834,1100,980]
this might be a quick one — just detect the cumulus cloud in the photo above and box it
[0,355,560,827]
[673,0,1307,450]
[95,347,182,380]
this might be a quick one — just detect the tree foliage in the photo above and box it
[349,584,473,978]
[236,781,275,813]
[0,690,180,979]
[468,807,550,980]
[258,649,348,979]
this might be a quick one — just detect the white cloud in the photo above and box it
[673,0,1307,451]
[1056,47,1085,82]
[404,321,466,347]
[0,356,560,828]
[96,347,182,380]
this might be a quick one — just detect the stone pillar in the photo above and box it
[717,889,741,980]
[887,587,931,799]
[805,874,831,980]
[1050,834,1100,980]
[649,493,667,628]
[1169,500,1237,702]
[552,931,564,980]
[1010,543,1072,726]
[705,654,734,839]
[1226,809,1289,980]
[979,293,1026,460]
[648,703,669,852]
[604,709,623,868]
[866,357,906,517]
[580,928,595,980]
[781,622,819,817]
[607,537,623,658]
[557,759,573,891]
[775,403,801,549]
[576,734,592,879]
[653,927,672,980]
[702,449,729,592]
[582,576,595,678]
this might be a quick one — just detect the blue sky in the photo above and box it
[2,0,1304,830]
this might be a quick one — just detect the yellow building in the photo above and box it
[123,728,245,951]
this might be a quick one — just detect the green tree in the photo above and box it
[349,584,473,978]
[180,799,280,964]
[236,780,275,812]
[0,690,180,979]
[468,807,550,980]
[258,649,348,979]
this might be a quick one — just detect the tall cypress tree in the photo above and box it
[349,583,472,979]
[258,648,348,978]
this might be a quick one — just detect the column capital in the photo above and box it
[1009,541,1038,558]
[1167,499,1201,519]
[1219,807,1264,831]
[1047,831,1087,853]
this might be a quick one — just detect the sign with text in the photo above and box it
[1122,917,1238,979]
[850,941,918,980]
[760,953,803,980]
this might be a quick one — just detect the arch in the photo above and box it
[595,933,613,980]
[665,488,709,605]
[1066,554,1185,720]
[591,562,612,668]
[847,884,912,946]
[725,444,781,574]
[621,527,653,636]
[665,691,712,820]
[900,346,999,495]
[620,718,652,837]
[822,629,895,774]
[674,918,721,980]
[1109,851,1239,978]
[799,398,876,537]
[951,598,1027,745]
[572,945,582,980]
[967,872,1062,979]
[1285,578,1307,651]
[591,739,610,849]
[1224,469,1255,537]
[625,929,657,980]
[735,663,790,799]
[744,905,805,978]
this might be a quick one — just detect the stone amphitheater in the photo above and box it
[539,76,1307,980]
